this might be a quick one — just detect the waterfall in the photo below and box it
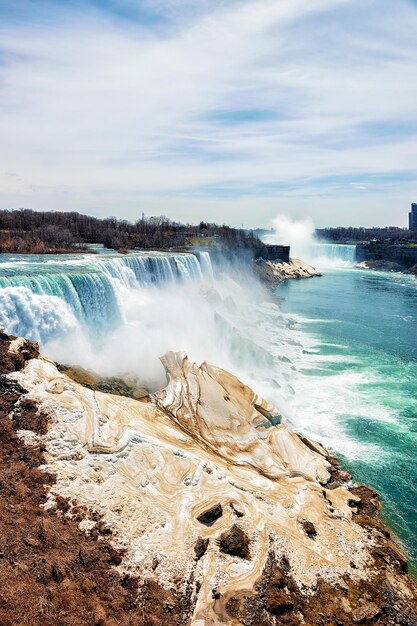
[195,251,215,280]
[0,271,121,337]
[0,286,80,344]
[309,243,357,267]
[0,251,211,345]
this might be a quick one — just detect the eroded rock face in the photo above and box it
[255,257,321,289]
[153,352,330,484]
[4,337,417,625]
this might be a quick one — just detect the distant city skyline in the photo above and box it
[410,202,417,231]
[1,0,417,228]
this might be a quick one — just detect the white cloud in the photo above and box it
[0,0,416,226]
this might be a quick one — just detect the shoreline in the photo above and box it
[357,259,417,277]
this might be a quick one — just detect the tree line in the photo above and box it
[0,209,261,254]
[316,226,417,244]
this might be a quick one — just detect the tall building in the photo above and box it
[409,203,417,231]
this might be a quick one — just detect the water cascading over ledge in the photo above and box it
[311,243,357,265]
[0,251,211,345]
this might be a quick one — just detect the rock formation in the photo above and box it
[358,259,417,277]
[255,258,322,289]
[1,332,416,625]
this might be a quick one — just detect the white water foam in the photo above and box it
[0,286,81,343]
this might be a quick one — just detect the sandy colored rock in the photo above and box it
[255,257,322,289]
[10,348,373,623]
[2,334,417,625]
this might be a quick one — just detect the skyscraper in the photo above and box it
[409,203,417,231]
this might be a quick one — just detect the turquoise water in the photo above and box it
[278,268,417,568]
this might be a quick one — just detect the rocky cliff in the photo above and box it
[255,258,322,289]
[356,244,417,275]
[254,245,291,263]
[0,332,416,625]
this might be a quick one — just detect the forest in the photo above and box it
[0,209,261,254]
[316,226,417,244]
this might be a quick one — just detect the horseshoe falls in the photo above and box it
[310,243,357,267]
[0,248,416,569]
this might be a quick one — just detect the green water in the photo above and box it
[279,268,417,569]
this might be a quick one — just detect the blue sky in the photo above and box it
[1,0,417,227]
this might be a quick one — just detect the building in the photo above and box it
[409,203,417,231]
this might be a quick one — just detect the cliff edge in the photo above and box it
[0,332,416,625]
[255,257,322,289]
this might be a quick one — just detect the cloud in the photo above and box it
[350,183,367,191]
[0,0,416,226]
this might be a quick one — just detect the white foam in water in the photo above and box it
[0,286,80,343]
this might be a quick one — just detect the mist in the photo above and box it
[263,215,317,260]
[263,214,357,269]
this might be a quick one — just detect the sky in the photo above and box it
[0,0,417,228]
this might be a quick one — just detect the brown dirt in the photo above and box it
[197,503,223,526]
[219,525,251,560]
[194,537,209,561]
[56,363,150,400]
[0,331,40,374]
[0,332,195,626]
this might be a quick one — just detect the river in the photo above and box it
[278,264,417,569]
